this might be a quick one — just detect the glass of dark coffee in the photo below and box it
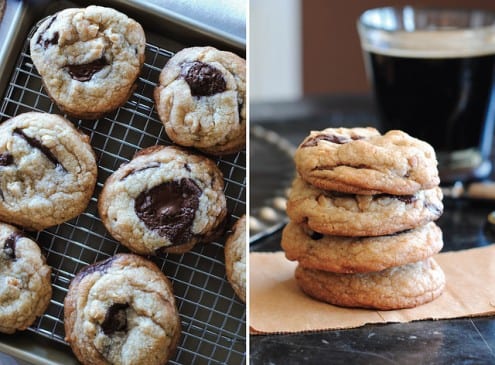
[358,6,495,183]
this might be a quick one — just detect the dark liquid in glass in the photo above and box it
[366,52,495,155]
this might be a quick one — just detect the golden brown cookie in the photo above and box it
[64,254,180,365]
[0,223,52,334]
[286,176,443,236]
[294,127,439,195]
[295,258,445,310]
[154,46,246,155]
[282,221,443,273]
[0,112,97,230]
[98,145,227,255]
[225,215,246,302]
[30,6,146,119]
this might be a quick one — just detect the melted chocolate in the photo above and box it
[13,128,65,171]
[101,303,129,335]
[120,163,161,181]
[379,194,418,204]
[134,178,201,245]
[36,16,58,49]
[3,232,22,260]
[310,232,323,240]
[77,256,116,279]
[302,134,365,148]
[66,57,108,82]
[180,61,227,97]
[0,153,13,166]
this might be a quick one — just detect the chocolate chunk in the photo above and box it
[13,128,65,171]
[378,194,418,204]
[180,61,227,97]
[310,232,323,240]
[36,16,58,49]
[77,256,117,279]
[0,153,13,166]
[120,163,161,181]
[66,57,108,82]
[184,163,191,172]
[302,133,365,148]
[134,178,201,246]
[3,232,22,260]
[101,303,129,335]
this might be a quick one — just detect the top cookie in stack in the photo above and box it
[283,127,445,310]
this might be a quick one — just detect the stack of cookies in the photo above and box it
[282,127,446,310]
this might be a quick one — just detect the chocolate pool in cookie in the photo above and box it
[98,145,227,255]
[154,46,246,155]
[30,6,146,119]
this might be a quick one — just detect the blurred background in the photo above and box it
[250,0,495,102]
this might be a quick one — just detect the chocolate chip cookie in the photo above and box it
[294,127,440,195]
[286,176,443,237]
[0,223,52,334]
[0,112,97,230]
[30,6,146,119]
[98,145,227,255]
[295,258,445,310]
[64,254,180,365]
[154,46,246,155]
[282,221,443,273]
[225,215,246,302]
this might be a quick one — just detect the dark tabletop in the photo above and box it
[250,94,495,365]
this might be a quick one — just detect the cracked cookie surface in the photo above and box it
[0,223,52,334]
[286,176,443,236]
[98,145,227,255]
[294,127,439,195]
[295,258,445,310]
[30,6,146,119]
[225,215,246,302]
[282,221,443,273]
[154,46,246,155]
[64,254,180,365]
[0,112,97,230]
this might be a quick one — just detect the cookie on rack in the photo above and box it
[282,221,443,273]
[64,254,180,365]
[0,223,52,334]
[225,215,246,302]
[295,258,445,310]
[30,5,146,119]
[98,145,227,255]
[0,112,97,230]
[286,176,443,237]
[294,127,439,195]
[154,46,246,155]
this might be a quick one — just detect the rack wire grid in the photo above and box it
[0,23,246,365]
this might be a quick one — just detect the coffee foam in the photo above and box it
[360,28,495,58]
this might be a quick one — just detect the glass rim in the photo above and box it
[358,5,495,33]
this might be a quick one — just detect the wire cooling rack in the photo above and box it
[0,25,246,365]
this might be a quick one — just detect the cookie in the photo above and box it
[0,112,97,230]
[294,128,439,195]
[282,221,443,273]
[225,215,246,302]
[30,6,146,119]
[295,258,445,310]
[98,145,227,255]
[0,223,52,334]
[64,254,180,365]
[154,46,246,155]
[286,176,443,236]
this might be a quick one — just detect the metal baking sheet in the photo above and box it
[0,1,246,364]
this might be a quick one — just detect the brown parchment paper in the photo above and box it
[250,245,495,334]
